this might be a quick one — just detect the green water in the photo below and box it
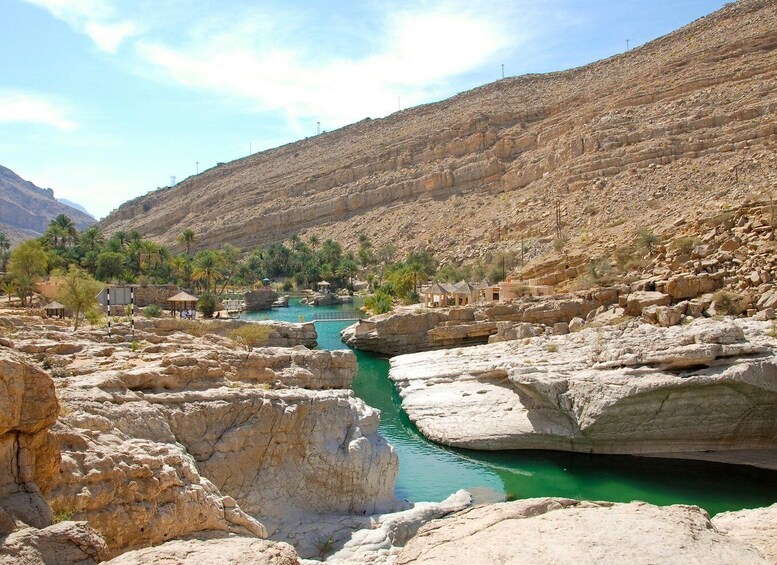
[244,299,777,515]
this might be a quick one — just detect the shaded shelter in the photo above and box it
[422,283,450,308]
[452,281,478,306]
[168,291,198,317]
[44,301,66,319]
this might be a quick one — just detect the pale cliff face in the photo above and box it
[1,312,399,559]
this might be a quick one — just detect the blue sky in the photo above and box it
[1,0,727,219]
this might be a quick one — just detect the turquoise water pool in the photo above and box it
[244,299,777,515]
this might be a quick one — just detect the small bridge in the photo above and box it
[311,310,364,322]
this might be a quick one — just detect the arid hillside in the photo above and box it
[0,165,95,246]
[99,0,777,265]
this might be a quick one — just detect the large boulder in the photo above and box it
[713,502,777,563]
[38,330,399,556]
[624,291,671,316]
[389,319,777,464]
[104,536,297,565]
[396,498,769,564]
[0,348,60,527]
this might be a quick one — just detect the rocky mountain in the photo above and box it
[0,165,96,247]
[58,198,93,217]
[99,0,776,263]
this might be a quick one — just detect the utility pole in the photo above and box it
[196,161,199,175]
[317,121,321,135]
[501,64,505,79]
[249,142,252,155]
[626,39,630,51]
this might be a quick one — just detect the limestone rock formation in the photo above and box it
[104,536,298,565]
[0,348,60,528]
[342,291,619,355]
[0,344,110,565]
[0,314,401,557]
[395,498,770,564]
[320,490,471,564]
[388,318,777,465]
[98,1,777,270]
[713,503,777,563]
[136,318,318,349]
[245,288,279,311]
[1,521,109,564]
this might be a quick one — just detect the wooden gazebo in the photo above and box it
[44,301,66,319]
[168,291,198,317]
[422,283,450,308]
[452,281,478,306]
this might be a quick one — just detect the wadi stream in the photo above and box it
[244,299,777,515]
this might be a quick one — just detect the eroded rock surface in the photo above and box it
[342,291,619,355]
[389,318,777,464]
[1,313,398,558]
[0,344,110,564]
[713,502,777,563]
[104,535,298,565]
[396,498,769,565]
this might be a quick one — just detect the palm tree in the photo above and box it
[1,280,17,305]
[139,240,166,273]
[79,226,105,252]
[50,214,78,247]
[43,224,65,249]
[193,250,222,293]
[177,228,197,256]
[113,230,128,248]
[307,234,320,250]
[0,231,9,252]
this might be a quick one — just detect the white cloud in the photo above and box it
[22,0,138,52]
[0,91,78,130]
[84,20,138,53]
[134,3,516,132]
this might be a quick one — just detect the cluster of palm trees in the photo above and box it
[2,214,453,316]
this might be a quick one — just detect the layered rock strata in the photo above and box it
[1,313,399,558]
[388,318,777,465]
[99,0,777,269]
[342,290,619,355]
[0,346,109,564]
[395,498,771,564]
[137,318,318,349]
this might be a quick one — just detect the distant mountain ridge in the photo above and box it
[0,165,96,246]
[58,198,94,218]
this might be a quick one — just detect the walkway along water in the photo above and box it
[243,298,777,515]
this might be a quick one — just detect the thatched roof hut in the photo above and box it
[168,291,198,316]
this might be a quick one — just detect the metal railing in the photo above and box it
[311,310,364,322]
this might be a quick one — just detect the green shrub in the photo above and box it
[198,292,218,318]
[672,236,698,255]
[712,290,744,315]
[364,290,393,314]
[614,245,647,272]
[636,228,659,256]
[228,323,271,353]
[587,256,614,283]
[53,510,74,523]
[142,304,164,318]
[553,235,569,253]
